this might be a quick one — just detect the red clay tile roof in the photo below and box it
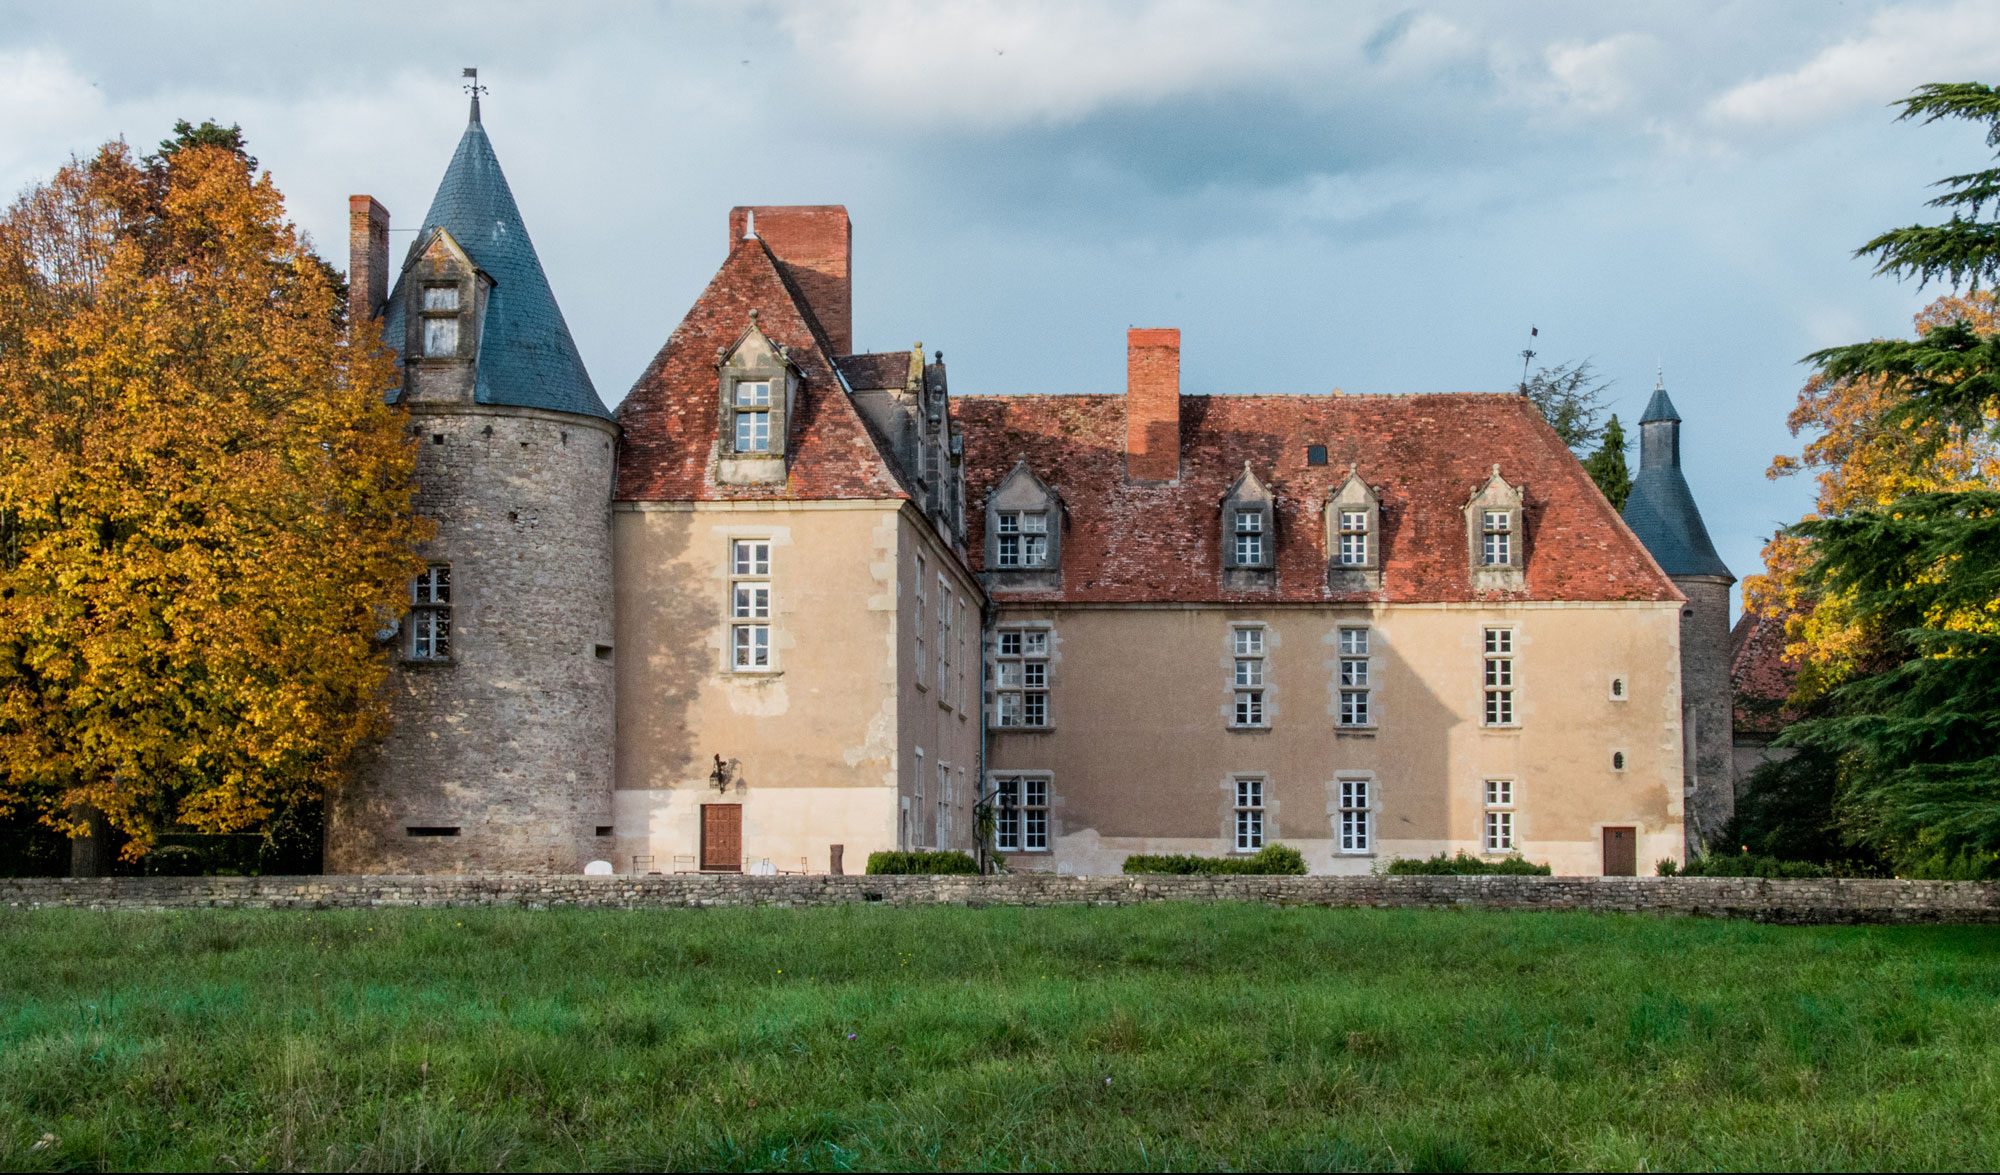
[835,351,912,391]
[616,238,910,502]
[953,392,1682,605]
[1731,608,1802,736]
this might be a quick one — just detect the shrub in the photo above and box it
[1122,844,1307,875]
[1384,851,1551,876]
[863,850,979,875]
[1664,853,1860,879]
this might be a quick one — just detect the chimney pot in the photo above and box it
[1126,327,1181,481]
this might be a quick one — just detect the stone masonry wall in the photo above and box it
[4,874,1996,925]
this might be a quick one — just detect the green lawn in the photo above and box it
[2,905,1997,1171]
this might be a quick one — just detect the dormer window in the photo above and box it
[1481,510,1512,566]
[1232,509,1265,566]
[733,380,773,453]
[420,284,461,358]
[996,511,1050,568]
[1337,509,1369,566]
[1326,466,1382,590]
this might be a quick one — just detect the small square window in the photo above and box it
[422,285,460,311]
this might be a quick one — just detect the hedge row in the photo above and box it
[864,850,980,875]
[1122,844,1308,876]
[1383,851,1552,876]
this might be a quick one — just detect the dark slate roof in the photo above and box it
[1639,387,1680,423]
[1623,389,1732,580]
[382,111,609,420]
[836,351,914,391]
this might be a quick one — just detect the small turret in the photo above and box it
[1622,381,1734,854]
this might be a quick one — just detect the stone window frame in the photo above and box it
[1220,463,1275,573]
[913,746,926,849]
[1464,466,1527,591]
[1483,778,1517,854]
[402,230,485,372]
[1482,626,1516,727]
[993,510,1053,568]
[714,320,799,470]
[991,772,1052,853]
[991,624,1053,731]
[1232,775,1267,852]
[1229,624,1270,730]
[406,562,453,663]
[1336,774,1374,854]
[728,538,776,674]
[1337,625,1374,729]
[419,281,465,359]
[1325,466,1383,590]
[913,553,927,691]
[983,462,1064,585]
[936,575,954,712]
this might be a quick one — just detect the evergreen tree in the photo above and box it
[1781,82,2000,873]
[1523,359,1609,450]
[1582,414,1632,510]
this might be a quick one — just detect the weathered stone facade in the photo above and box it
[1676,575,1737,850]
[7,874,1998,926]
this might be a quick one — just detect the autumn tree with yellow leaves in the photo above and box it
[0,131,426,872]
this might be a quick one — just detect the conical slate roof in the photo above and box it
[383,107,609,419]
[1622,387,1732,580]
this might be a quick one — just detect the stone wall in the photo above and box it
[4,874,1996,925]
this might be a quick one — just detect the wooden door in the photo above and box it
[701,805,742,872]
[1602,826,1636,876]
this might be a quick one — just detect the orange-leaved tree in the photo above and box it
[0,136,427,868]
[1742,291,2000,696]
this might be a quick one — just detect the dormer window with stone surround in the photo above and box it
[398,229,488,391]
[715,316,798,486]
[1220,464,1275,584]
[420,284,461,357]
[1326,466,1382,591]
[983,461,1062,591]
[1465,466,1526,592]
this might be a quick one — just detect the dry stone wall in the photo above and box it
[4,874,1997,925]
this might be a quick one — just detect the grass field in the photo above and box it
[2,905,1998,1171]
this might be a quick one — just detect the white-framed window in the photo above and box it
[913,555,926,688]
[993,774,1050,852]
[937,579,952,706]
[1484,778,1515,852]
[409,563,452,661]
[994,627,1050,728]
[995,511,1050,568]
[1233,777,1266,851]
[1233,508,1265,566]
[959,612,972,714]
[1338,508,1369,566]
[1483,627,1515,726]
[936,762,951,848]
[914,747,927,848]
[1481,510,1512,566]
[1338,626,1372,727]
[730,539,772,671]
[732,380,773,453]
[1338,777,1371,853]
[1232,625,1267,728]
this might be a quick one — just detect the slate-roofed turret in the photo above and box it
[1623,386,1731,580]
[380,97,609,419]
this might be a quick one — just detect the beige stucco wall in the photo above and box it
[612,500,979,874]
[985,602,1685,876]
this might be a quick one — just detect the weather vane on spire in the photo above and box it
[462,67,487,123]
[1518,325,1538,395]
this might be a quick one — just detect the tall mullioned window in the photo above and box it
[733,380,773,453]
[1233,509,1265,566]
[993,775,1050,852]
[730,540,772,670]
[1481,510,1512,566]
[409,564,452,661]
[1338,778,1371,852]
[995,511,1050,568]
[1484,779,1516,852]
[1338,509,1369,566]
[1338,627,1372,727]
[1483,627,1515,725]
[1233,777,1266,851]
[913,554,926,687]
[1232,626,1267,727]
[420,285,459,358]
[994,628,1050,728]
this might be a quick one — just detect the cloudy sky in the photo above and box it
[7,0,2000,607]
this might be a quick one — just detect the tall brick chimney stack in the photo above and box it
[1126,327,1181,481]
[347,195,390,321]
[728,205,852,355]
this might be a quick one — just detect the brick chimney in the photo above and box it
[1126,327,1181,481]
[729,205,852,355]
[347,195,390,321]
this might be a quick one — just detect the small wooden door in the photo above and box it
[1602,826,1636,876]
[701,805,742,872]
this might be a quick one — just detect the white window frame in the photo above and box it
[732,379,774,454]
[995,510,1050,569]
[913,747,927,848]
[937,577,952,708]
[936,761,951,848]
[1233,776,1266,852]
[1231,625,1268,729]
[992,774,1051,853]
[1482,627,1515,727]
[993,626,1051,729]
[409,563,452,661]
[1337,626,1372,728]
[729,539,773,672]
[913,554,926,689]
[1481,509,1512,566]
[1232,508,1265,566]
[1338,508,1369,566]
[1483,778,1516,853]
[1337,777,1372,854]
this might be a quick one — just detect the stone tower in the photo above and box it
[1622,383,1734,855]
[327,93,618,873]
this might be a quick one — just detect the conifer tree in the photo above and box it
[1582,414,1632,511]
[0,134,427,870]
